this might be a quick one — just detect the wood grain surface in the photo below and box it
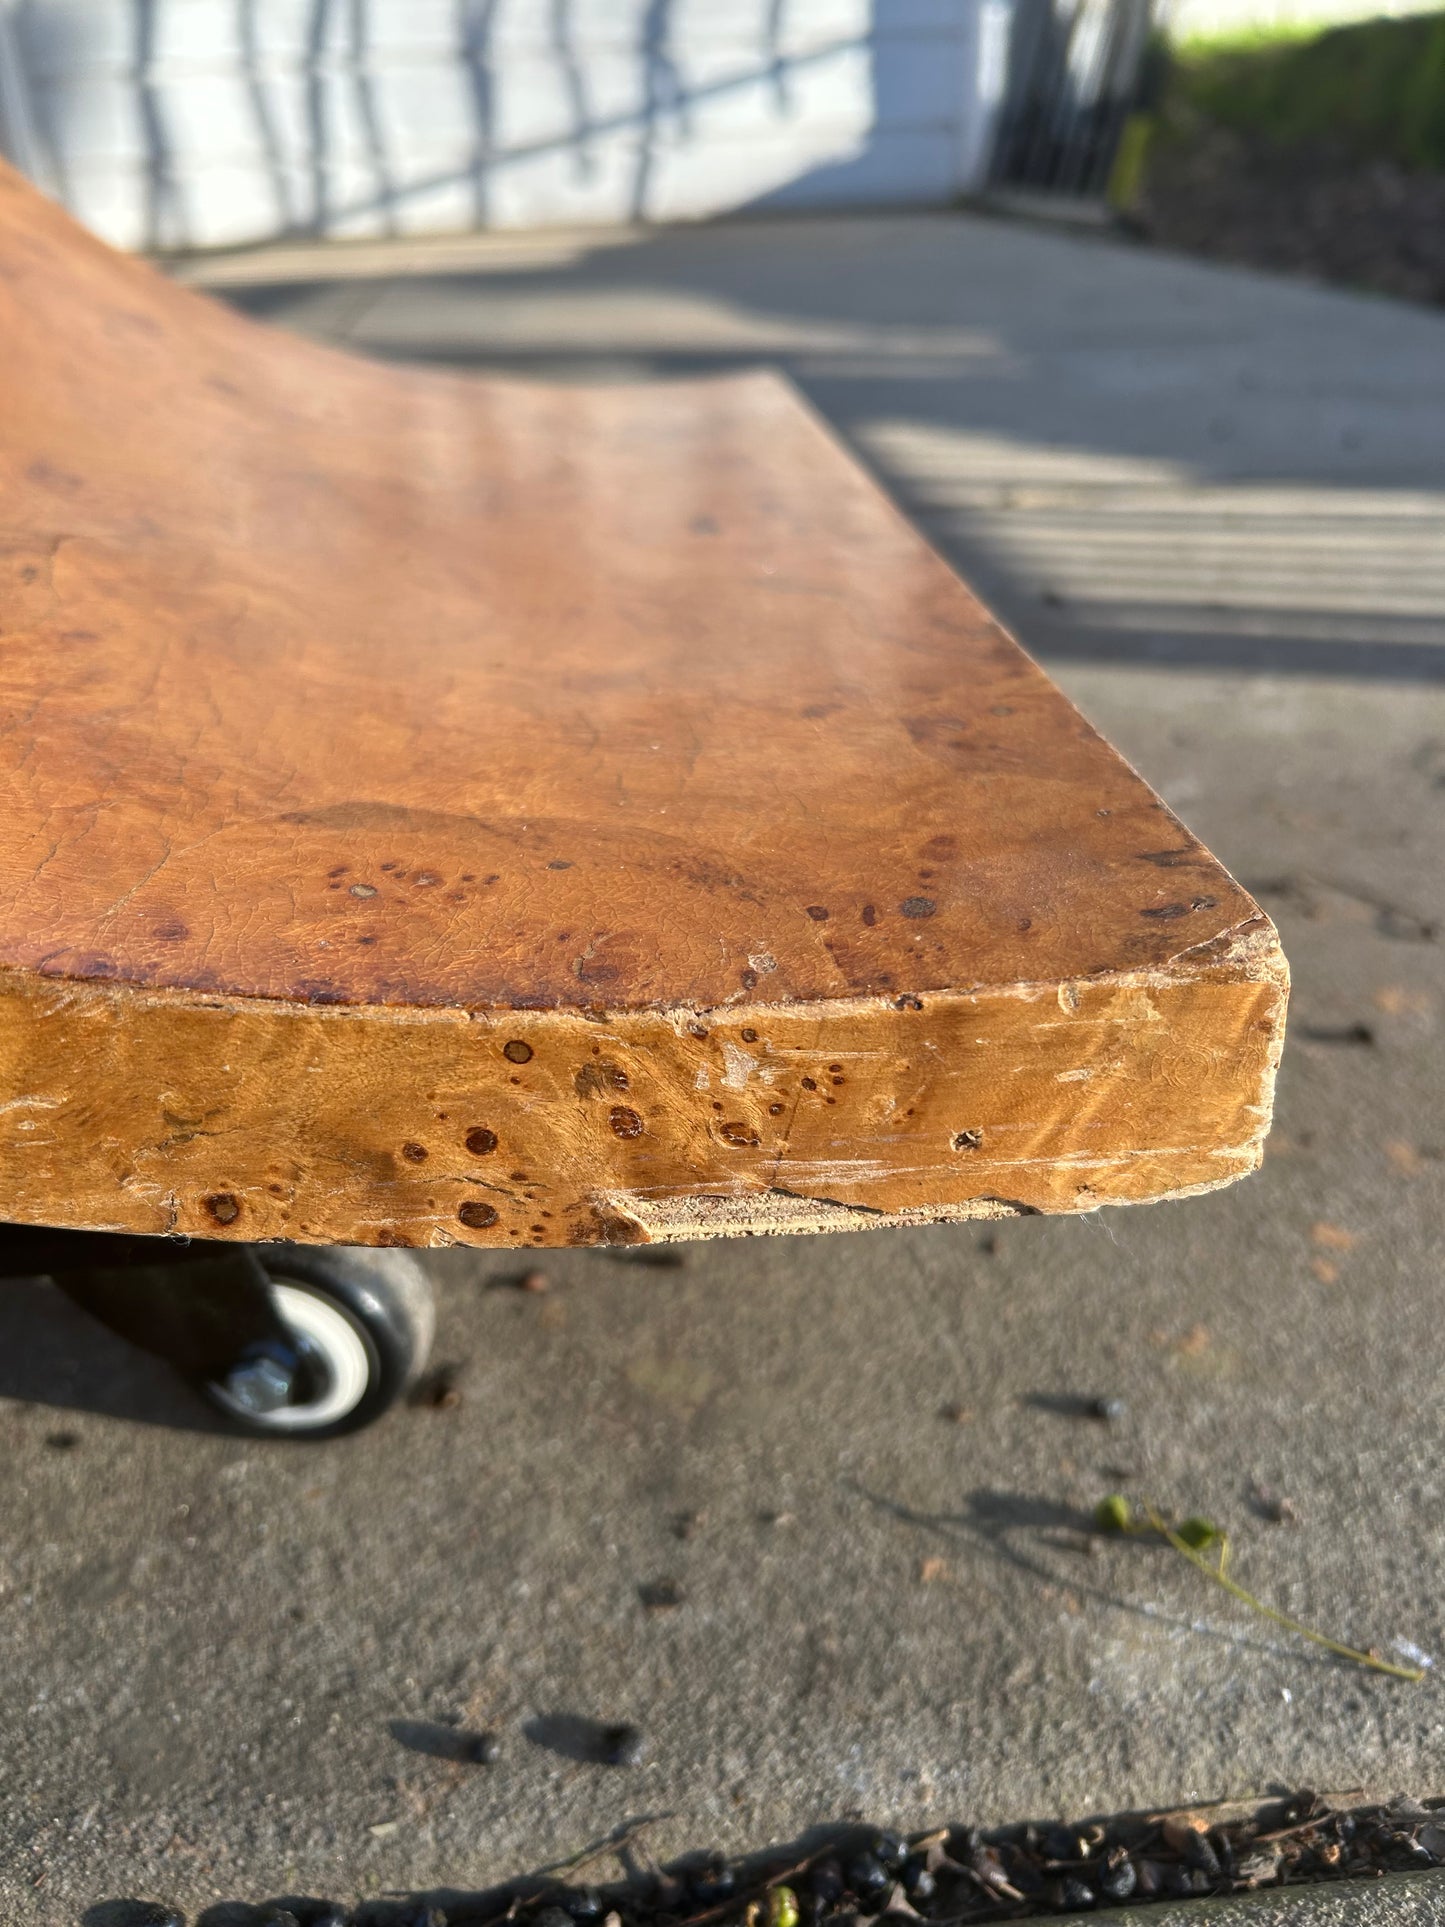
[0,162,1287,1247]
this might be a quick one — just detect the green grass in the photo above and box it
[1161,10,1445,173]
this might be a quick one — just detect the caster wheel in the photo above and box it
[202,1248,435,1438]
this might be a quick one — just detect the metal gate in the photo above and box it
[989,0,1155,199]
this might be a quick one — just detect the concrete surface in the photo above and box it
[1100,1873,1445,1922]
[3,213,1445,1922]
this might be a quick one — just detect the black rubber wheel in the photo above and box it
[201,1247,434,1438]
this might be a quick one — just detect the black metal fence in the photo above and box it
[989,0,1156,198]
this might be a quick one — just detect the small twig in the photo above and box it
[542,1815,676,1884]
[1253,1812,1337,1845]
[1141,1505,1425,1683]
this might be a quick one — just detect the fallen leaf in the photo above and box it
[1386,1139,1424,1176]
[1311,1257,1340,1285]
[1175,1323,1211,1357]
[918,1555,949,1584]
[1311,1222,1357,1251]
[1236,1847,1281,1887]
[1160,1815,1210,1854]
[939,1402,975,1425]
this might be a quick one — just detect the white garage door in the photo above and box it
[0,0,1012,250]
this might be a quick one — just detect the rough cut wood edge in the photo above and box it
[0,914,1286,1249]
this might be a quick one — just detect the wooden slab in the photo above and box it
[0,163,1287,1249]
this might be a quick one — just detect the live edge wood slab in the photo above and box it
[0,162,1287,1251]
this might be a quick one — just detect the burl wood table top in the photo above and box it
[0,163,1286,1248]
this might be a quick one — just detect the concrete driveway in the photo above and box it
[2,210,1443,1921]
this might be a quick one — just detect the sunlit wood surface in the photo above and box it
[0,163,1286,1247]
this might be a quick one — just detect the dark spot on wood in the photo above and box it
[921,835,958,860]
[895,994,924,1011]
[155,922,189,941]
[413,870,441,887]
[609,1105,644,1139]
[831,1076,844,1086]
[458,1200,499,1229]
[380,862,398,871]
[1136,848,1195,867]
[1141,903,1190,920]
[861,904,878,926]
[466,1127,499,1156]
[27,459,84,492]
[204,1192,241,1226]
[1018,917,1033,932]
[900,896,936,918]
[1191,895,1218,911]
[740,968,758,989]
[952,1130,983,1151]
[711,1100,724,1111]
[593,1209,646,1245]
[740,1028,758,1043]
[295,980,347,1004]
[691,513,720,535]
[688,1023,708,1039]
[547,859,573,870]
[719,1121,760,1148]
[377,1227,413,1246]
[509,1170,528,1180]
[805,905,830,921]
[801,1076,817,1090]
[503,1039,533,1063]
[828,1064,843,1073]
[401,1142,428,1162]
[769,1103,784,1116]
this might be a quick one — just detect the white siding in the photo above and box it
[0,0,1012,249]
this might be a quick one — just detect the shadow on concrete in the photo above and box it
[0,1275,235,1434]
[210,207,1445,686]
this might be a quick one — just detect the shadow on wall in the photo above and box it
[0,0,1015,251]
